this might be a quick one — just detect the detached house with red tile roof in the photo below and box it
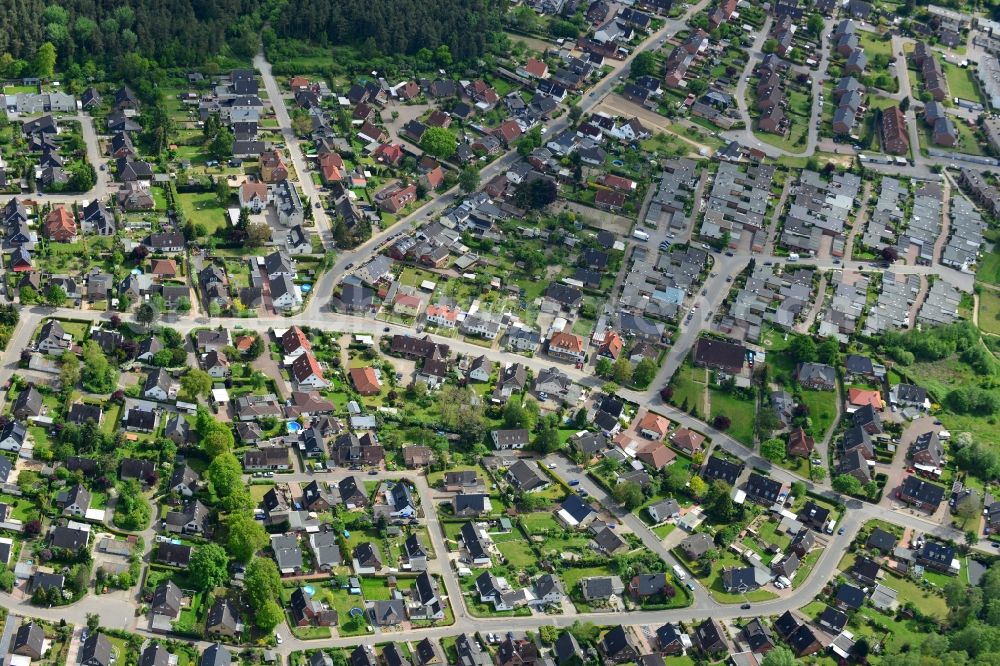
[150,259,177,280]
[318,152,344,184]
[598,331,623,360]
[45,207,77,242]
[376,182,417,214]
[636,441,675,470]
[239,180,269,212]
[393,292,424,317]
[493,120,523,147]
[426,303,459,328]
[600,174,637,192]
[637,412,671,440]
[259,150,288,183]
[670,427,705,453]
[349,366,381,395]
[848,388,883,411]
[373,143,404,166]
[291,352,328,388]
[519,58,549,79]
[421,165,445,191]
[358,122,387,144]
[466,80,500,108]
[548,331,585,363]
[787,427,814,458]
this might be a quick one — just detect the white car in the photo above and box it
[275,633,283,645]
[547,463,557,469]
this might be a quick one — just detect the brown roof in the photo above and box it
[291,352,324,383]
[595,189,626,208]
[550,331,584,353]
[524,58,548,78]
[637,412,670,438]
[281,326,311,355]
[636,441,675,469]
[150,259,177,276]
[45,207,75,239]
[349,366,381,394]
[670,427,705,453]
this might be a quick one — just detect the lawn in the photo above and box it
[652,523,676,539]
[519,512,562,533]
[101,402,122,436]
[977,252,1000,286]
[755,519,792,550]
[908,355,976,401]
[709,390,755,445]
[670,364,706,412]
[0,494,37,521]
[791,550,821,588]
[856,606,928,654]
[360,577,415,601]
[284,584,371,637]
[939,412,1000,447]
[978,288,1000,336]
[859,31,893,59]
[942,61,982,102]
[58,320,90,342]
[561,565,616,594]
[799,389,837,439]
[918,118,983,156]
[497,539,537,567]
[880,570,948,619]
[176,192,228,235]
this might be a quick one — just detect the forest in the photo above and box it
[270,0,504,63]
[0,0,503,80]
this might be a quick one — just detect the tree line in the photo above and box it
[0,0,502,82]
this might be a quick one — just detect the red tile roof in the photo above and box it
[349,366,381,395]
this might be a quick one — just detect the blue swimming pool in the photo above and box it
[287,421,303,434]
[303,585,316,595]
[301,283,312,293]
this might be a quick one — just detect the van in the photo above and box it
[825,519,836,535]
[672,564,686,581]
[632,229,650,242]
[788,252,799,261]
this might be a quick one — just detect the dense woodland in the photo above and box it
[271,0,505,63]
[0,0,503,80]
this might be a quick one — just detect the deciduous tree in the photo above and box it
[190,543,229,591]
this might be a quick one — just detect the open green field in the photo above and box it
[942,61,982,102]
[859,31,893,59]
[908,356,976,401]
[799,389,837,439]
[176,192,228,235]
[978,288,1000,336]
[671,364,705,412]
[918,118,983,156]
[978,252,1000,285]
[496,539,536,568]
[939,412,1000,447]
[708,390,755,445]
